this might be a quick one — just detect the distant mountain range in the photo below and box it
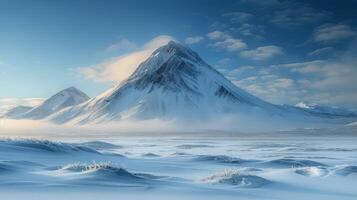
[4,87,89,120]
[3,41,356,127]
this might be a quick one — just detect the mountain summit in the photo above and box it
[18,87,90,120]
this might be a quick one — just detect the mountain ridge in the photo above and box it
[48,41,356,125]
[3,41,356,128]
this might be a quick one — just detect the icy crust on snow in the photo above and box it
[333,165,357,176]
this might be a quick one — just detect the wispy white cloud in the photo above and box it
[240,45,283,60]
[313,24,356,42]
[75,35,175,84]
[105,38,137,52]
[207,31,247,51]
[272,60,326,73]
[217,58,231,66]
[228,66,255,77]
[234,23,265,39]
[233,74,296,104]
[308,47,334,56]
[223,38,357,108]
[184,36,204,45]
[207,31,225,40]
[236,57,357,107]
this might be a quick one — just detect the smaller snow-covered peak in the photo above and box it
[57,86,89,97]
[3,105,33,118]
[20,87,90,120]
[294,102,356,118]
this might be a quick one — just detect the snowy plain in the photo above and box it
[0,119,356,200]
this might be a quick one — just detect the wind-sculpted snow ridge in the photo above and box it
[333,165,357,176]
[76,141,122,150]
[192,155,252,164]
[141,153,160,157]
[0,163,15,173]
[51,162,161,185]
[0,160,43,173]
[176,144,214,149]
[264,158,327,168]
[0,139,98,154]
[202,169,270,188]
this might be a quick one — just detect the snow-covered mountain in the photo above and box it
[17,87,90,120]
[3,105,33,118]
[48,41,356,125]
[294,102,357,118]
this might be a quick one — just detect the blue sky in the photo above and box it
[0,0,357,111]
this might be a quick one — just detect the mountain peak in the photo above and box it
[124,41,208,86]
[60,86,87,96]
[151,40,203,63]
[20,87,90,120]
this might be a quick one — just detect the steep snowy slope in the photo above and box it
[20,87,90,120]
[49,41,356,125]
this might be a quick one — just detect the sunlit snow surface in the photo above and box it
[0,132,357,200]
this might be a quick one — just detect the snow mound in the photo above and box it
[295,167,329,177]
[193,155,249,164]
[202,169,270,188]
[266,158,327,168]
[333,165,357,176]
[76,141,122,150]
[142,153,160,157]
[176,144,214,149]
[170,152,192,156]
[54,162,158,183]
[0,139,98,154]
